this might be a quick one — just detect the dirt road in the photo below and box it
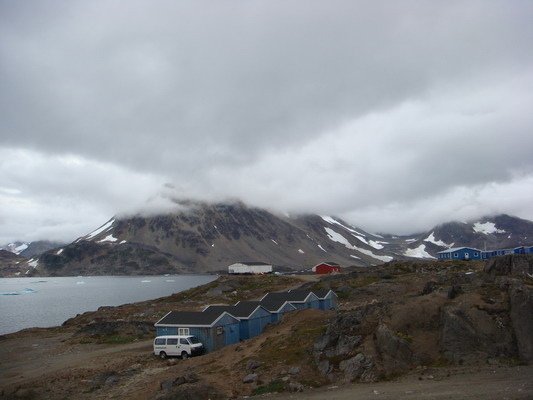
[274,365,533,400]
[0,332,153,387]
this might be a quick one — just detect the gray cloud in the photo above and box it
[1,1,533,242]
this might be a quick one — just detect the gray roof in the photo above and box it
[313,289,337,299]
[204,302,267,319]
[239,261,271,266]
[155,310,235,327]
[262,290,316,302]
[259,299,295,312]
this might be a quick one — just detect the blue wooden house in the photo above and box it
[261,290,321,310]
[258,299,297,323]
[204,302,272,340]
[437,247,482,261]
[313,289,338,310]
[154,310,240,353]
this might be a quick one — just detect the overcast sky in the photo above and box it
[1,0,533,243]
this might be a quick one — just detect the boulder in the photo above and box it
[335,335,362,356]
[288,382,304,392]
[484,254,533,279]
[317,360,332,376]
[374,324,412,374]
[242,373,258,383]
[509,282,533,363]
[339,353,364,382]
[420,281,438,295]
[439,305,515,363]
[246,359,261,371]
[288,366,301,375]
[447,285,462,299]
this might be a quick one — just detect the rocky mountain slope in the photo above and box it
[5,200,533,276]
[29,202,403,276]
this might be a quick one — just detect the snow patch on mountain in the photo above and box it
[321,216,365,236]
[14,243,29,254]
[1,242,30,254]
[27,258,38,268]
[298,249,305,254]
[317,244,327,252]
[350,254,360,259]
[98,234,118,243]
[405,238,417,243]
[473,222,506,235]
[404,244,436,259]
[325,227,393,262]
[86,219,115,240]
[352,246,393,262]
[324,227,355,249]
[56,248,64,255]
[424,232,453,248]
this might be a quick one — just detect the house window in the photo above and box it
[178,328,189,336]
[216,326,224,335]
[454,253,458,258]
[474,252,478,257]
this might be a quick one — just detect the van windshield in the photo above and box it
[188,336,200,344]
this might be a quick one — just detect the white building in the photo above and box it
[228,262,273,274]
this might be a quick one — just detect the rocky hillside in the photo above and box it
[0,250,27,276]
[6,200,533,276]
[1,257,531,399]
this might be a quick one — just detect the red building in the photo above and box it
[312,262,341,274]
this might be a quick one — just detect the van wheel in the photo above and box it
[159,351,167,359]
[181,351,188,360]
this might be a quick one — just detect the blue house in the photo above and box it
[313,289,338,310]
[154,310,240,353]
[261,290,321,310]
[437,247,482,261]
[258,299,297,323]
[204,302,272,340]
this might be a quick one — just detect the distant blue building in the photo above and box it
[154,310,240,353]
[437,247,482,261]
[440,245,533,261]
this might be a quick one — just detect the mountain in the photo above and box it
[9,201,533,277]
[400,214,533,258]
[31,201,404,276]
[0,240,64,258]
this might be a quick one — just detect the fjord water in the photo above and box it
[0,275,216,335]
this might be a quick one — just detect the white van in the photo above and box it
[153,335,205,359]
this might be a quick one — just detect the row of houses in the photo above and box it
[437,245,533,261]
[154,289,337,353]
[227,261,342,275]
